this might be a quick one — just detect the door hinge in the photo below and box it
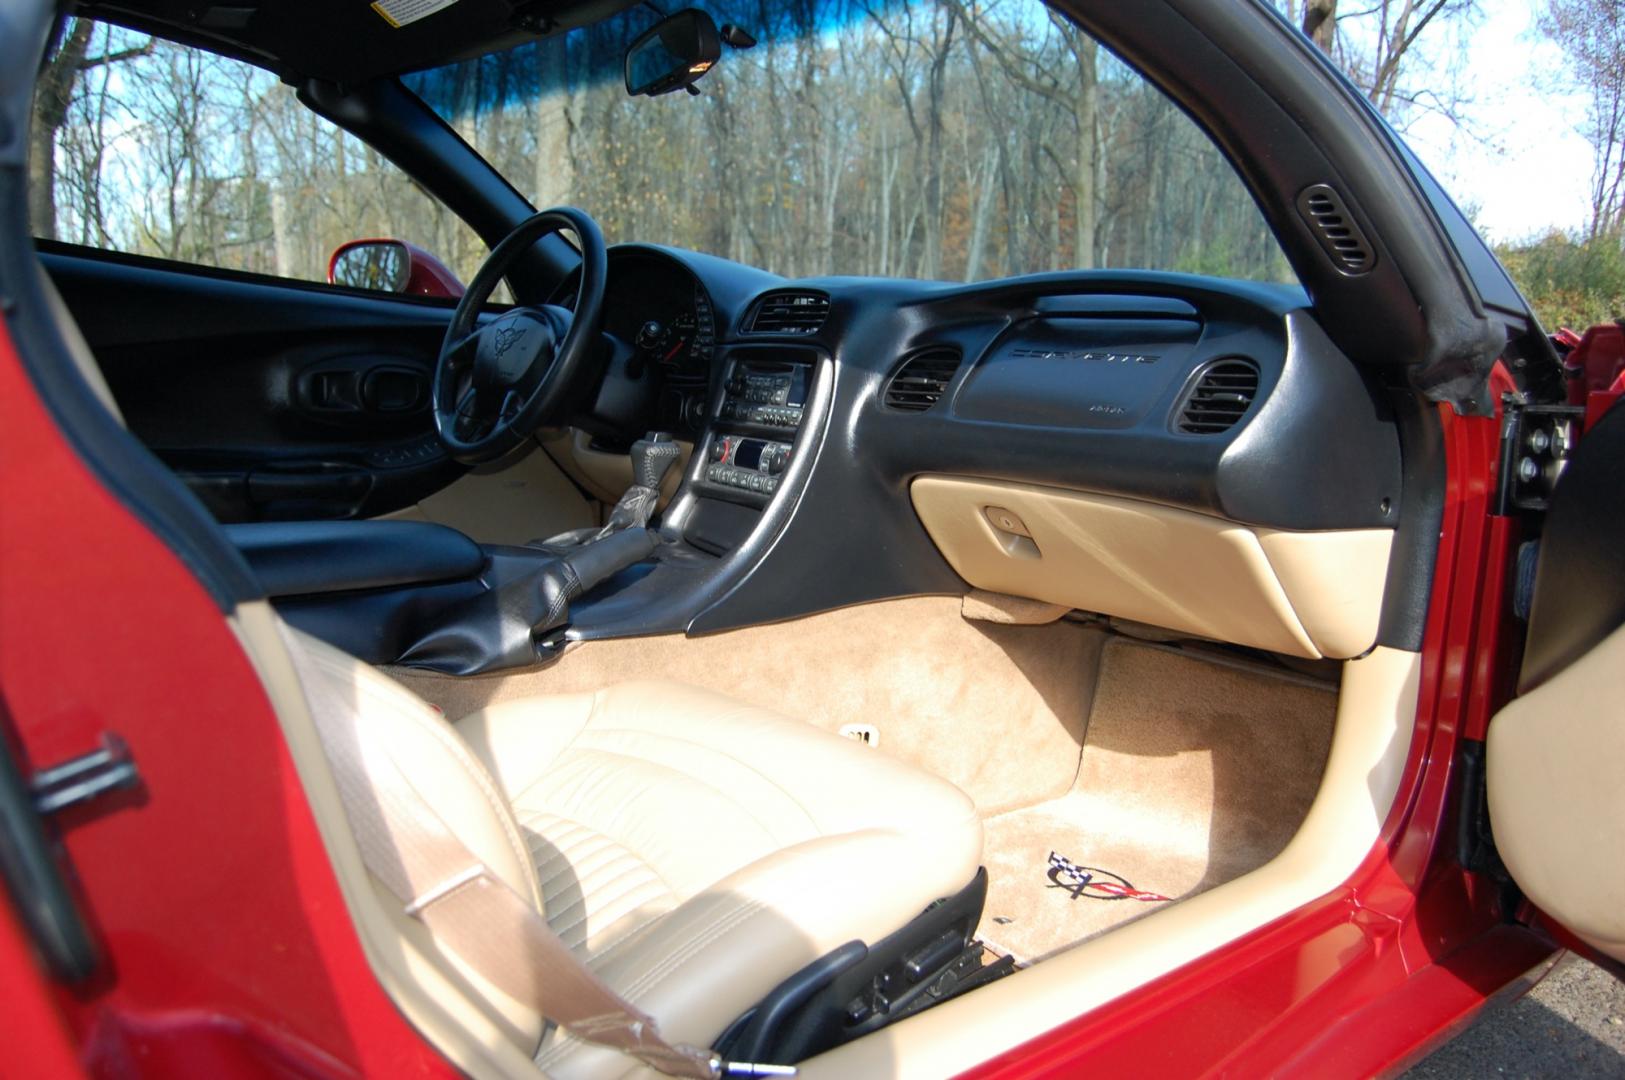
[1496,393,1584,513]
[30,734,140,816]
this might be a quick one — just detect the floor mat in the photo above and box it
[978,637,1337,963]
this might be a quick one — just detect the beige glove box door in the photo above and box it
[909,475,1393,660]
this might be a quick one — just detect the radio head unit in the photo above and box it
[718,361,809,429]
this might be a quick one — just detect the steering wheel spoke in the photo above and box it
[444,329,482,369]
[497,389,525,423]
[453,386,496,442]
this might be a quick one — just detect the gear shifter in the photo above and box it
[405,433,683,673]
[538,432,682,548]
[602,431,682,533]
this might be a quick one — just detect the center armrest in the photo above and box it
[225,520,485,598]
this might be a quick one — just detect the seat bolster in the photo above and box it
[462,680,983,838]
[456,688,598,797]
[294,628,544,910]
[536,826,984,1080]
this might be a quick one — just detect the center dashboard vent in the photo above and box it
[1176,358,1259,434]
[884,347,962,411]
[747,291,830,334]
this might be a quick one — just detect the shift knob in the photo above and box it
[631,431,681,490]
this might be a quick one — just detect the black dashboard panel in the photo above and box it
[562,262,1407,642]
[40,227,1419,653]
[807,271,1399,531]
[559,244,781,441]
[954,310,1202,430]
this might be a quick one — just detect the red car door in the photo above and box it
[1485,399,1625,971]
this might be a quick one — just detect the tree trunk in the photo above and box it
[271,187,292,277]
[1071,35,1098,269]
[1303,0,1337,52]
[29,20,97,239]
[965,148,998,281]
[533,36,573,209]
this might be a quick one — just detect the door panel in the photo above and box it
[1487,623,1625,961]
[1486,400,1625,965]
[41,244,464,522]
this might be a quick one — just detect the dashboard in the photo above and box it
[594,251,717,378]
[560,244,1416,662]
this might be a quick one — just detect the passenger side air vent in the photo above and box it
[747,291,830,334]
[1176,358,1259,434]
[1297,184,1375,275]
[884,348,961,412]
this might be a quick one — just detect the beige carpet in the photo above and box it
[977,637,1337,963]
[389,596,1106,815]
[388,603,1336,962]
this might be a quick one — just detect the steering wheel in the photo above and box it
[431,207,608,465]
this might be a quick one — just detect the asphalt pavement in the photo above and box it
[1403,954,1624,1078]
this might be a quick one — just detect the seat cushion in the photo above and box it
[455,681,983,1077]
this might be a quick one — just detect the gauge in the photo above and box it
[691,289,717,368]
[656,312,692,366]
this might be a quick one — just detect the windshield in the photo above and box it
[405,0,1292,283]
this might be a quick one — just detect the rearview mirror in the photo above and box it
[328,239,464,299]
[625,9,721,97]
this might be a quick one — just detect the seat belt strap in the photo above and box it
[284,635,721,1080]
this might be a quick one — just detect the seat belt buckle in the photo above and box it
[714,1057,797,1078]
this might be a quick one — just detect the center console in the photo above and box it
[560,336,830,632]
[696,350,817,505]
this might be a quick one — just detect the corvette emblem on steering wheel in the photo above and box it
[492,324,526,359]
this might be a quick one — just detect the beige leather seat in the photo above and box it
[40,267,982,1075]
[292,628,983,1078]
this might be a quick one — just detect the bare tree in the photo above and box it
[1279,0,1480,127]
[1540,0,1625,238]
[1302,0,1337,52]
[40,4,1300,288]
[29,20,152,239]
[951,0,1098,268]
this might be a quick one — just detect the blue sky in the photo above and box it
[1401,0,1595,244]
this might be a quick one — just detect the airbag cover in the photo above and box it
[954,315,1200,429]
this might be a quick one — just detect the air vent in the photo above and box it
[748,291,830,334]
[1297,184,1375,275]
[1177,359,1259,434]
[884,348,961,411]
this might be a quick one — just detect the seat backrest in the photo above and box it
[279,622,552,1053]
[32,256,555,1069]
[40,272,125,427]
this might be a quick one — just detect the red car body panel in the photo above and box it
[0,303,1590,1079]
[326,238,467,300]
[958,401,1557,1080]
[0,322,453,1079]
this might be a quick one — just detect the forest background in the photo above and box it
[28,0,1625,332]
